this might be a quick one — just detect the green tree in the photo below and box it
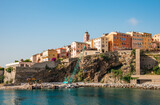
[0,68,4,70]
[15,60,19,62]
[23,59,31,62]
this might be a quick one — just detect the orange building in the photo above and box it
[127,32,152,50]
[106,32,132,51]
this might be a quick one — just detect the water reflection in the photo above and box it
[0,88,160,105]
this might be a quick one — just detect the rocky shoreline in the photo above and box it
[0,83,160,90]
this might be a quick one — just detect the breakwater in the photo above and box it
[1,82,160,90]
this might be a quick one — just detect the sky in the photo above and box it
[0,0,160,67]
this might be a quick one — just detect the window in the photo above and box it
[21,64,24,67]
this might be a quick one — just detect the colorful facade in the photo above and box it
[153,34,160,42]
[42,49,57,62]
[71,41,90,58]
[86,36,108,53]
[106,32,132,51]
[56,48,67,59]
[151,34,160,48]
[63,45,71,58]
[127,32,152,50]
[30,53,43,63]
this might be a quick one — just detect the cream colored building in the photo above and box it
[84,32,108,53]
[153,34,160,42]
[30,53,43,63]
[86,36,108,53]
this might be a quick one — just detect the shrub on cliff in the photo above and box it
[77,70,84,81]
[122,74,131,83]
[0,68,4,70]
[131,49,135,56]
[153,65,160,74]
[15,60,19,62]
[122,74,138,83]
[23,59,31,62]
[6,67,13,73]
[111,69,123,82]
[0,75,4,83]
[45,64,50,70]
[99,54,110,61]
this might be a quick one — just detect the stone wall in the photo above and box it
[31,61,57,68]
[15,67,45,84]
[4,61,57,84]
[132,75,160,84]
[4,68,16,83]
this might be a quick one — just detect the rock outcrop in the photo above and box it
[4,51,135,84]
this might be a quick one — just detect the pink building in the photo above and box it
[152,41,160,48]
[71,41,90,58]
[63,45,71,58]
[56,48,67,59]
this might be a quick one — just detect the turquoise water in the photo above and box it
[0,87,160,105]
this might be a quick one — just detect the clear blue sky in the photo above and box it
[0,0,160,67]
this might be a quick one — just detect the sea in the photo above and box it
[0,87,160,105]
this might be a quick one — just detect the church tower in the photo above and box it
[84,32,90,42]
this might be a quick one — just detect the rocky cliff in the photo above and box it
[4,51,136,84]
[33,51,135,83]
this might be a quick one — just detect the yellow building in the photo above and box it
[42,49,57,62]
[127,32,152,50]
[86,36,108,53]
[30,49,57,63]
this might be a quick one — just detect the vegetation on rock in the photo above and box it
[0,68,4,70]
[45,64,50,70]
[153,65,160,75]
[15,60,19,62]
[0,75,4,83]
[6,67,13,73]
[99,54,110,61]
[23,59,32,62]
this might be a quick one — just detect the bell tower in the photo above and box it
[84,32,90,42]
